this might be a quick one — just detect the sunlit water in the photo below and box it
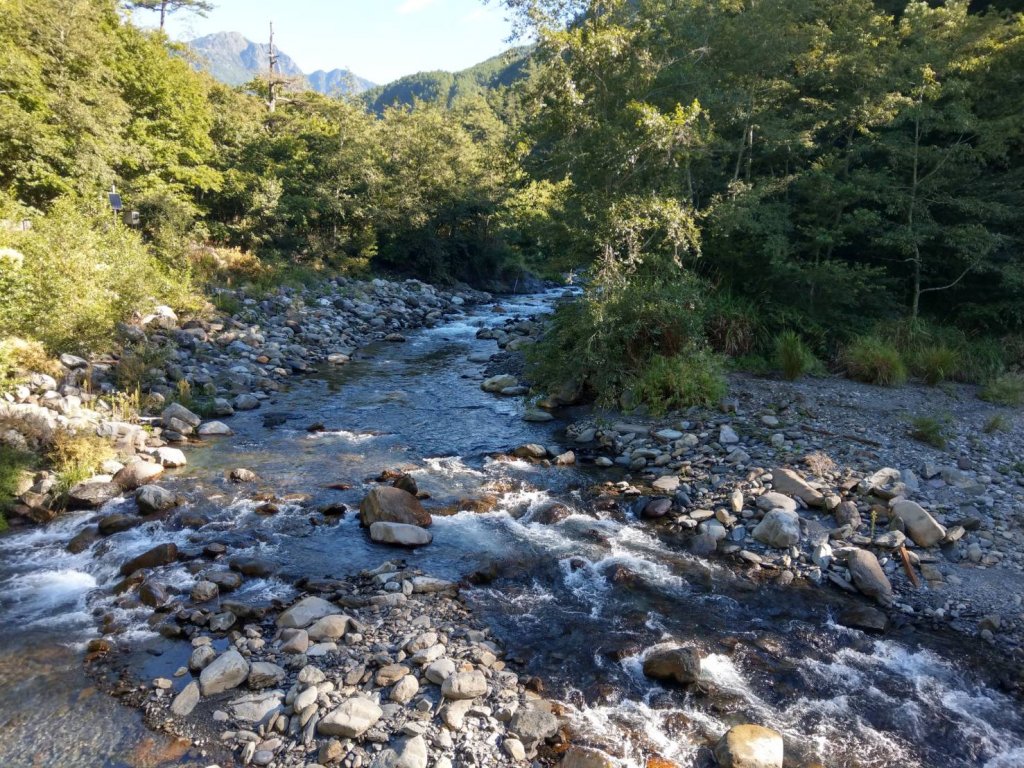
[0,289,1021,767]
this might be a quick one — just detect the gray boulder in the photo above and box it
[199,649,249,696]
[752,509,801,548]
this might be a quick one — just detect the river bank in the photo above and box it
[1,284,1023,768]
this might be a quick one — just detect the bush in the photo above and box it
[705,294,764,357]
[632,349,728,414]
[47,430,115,496]
[0,197,197,354]
[773,331,818,381]
[909,414,951,448]
[115,342,171,391]
[910,344,962,386]
[844,336,907,386]
[0,337,61,386]
[528,271,711,408]
[980,373,1024,406]
[0,445,37,530]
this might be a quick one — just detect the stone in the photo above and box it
[199,649,250,696]
[504,738,527,762]
[139,579,170,608]
[425,658,456,684]
[837,605,889,633]
[189,645,216,672]
[846,549,893,606]
[560,747,617,768]
[191,580,219,602]
[248,662,286,689]
[442,698,473,730]
[360,486,431,527]
[771,468,824,507]
[307,614,349,641]
[155,447,187,468]
[512,444,548,460]
[318,697,383,738]
[523,408,554,422]
[171,681,200,717]
[136,484,178,514]
[66,481,122,509]
[441,670,488,700]
[234,393,260,410]
[752,509,801,549]
[482,374,518,393]
[890,500,946,547]
[113,460,164,491]
[370,521,433,547]
[198,421,233,437]
[229,691,283,723]
[97,513,139,536]
[162,403,201,432]
[643,498,673,519]
[720,425,740,444]
[754,492,796,513]
[281,630,309,654]
[391,674,420,704]
[652,475,680,493]
[376,664,411,686]
[278,596,337,629]
[509,705,559,746]
[642,646,702,686]
[714,724,784,768]
[834,501,861,529]
[120,543,178,575]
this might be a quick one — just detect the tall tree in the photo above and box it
[126,0,213,31]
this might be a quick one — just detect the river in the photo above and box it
[0,290,1022,767]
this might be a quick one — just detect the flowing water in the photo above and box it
[1,291,1022,768]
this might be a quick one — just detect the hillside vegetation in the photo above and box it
[0,0,1022,413]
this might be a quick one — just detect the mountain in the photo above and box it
[307,69,376,97]
[185,32,374,96]
[363,47,532,114]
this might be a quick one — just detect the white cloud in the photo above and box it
[462,7,490,22]
[397,0,439,14]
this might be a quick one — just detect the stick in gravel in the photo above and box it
[899,545,920,588]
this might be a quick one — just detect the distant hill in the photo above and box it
[185,32,374,96]
[364,47,532,114]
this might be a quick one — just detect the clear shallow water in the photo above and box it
[0,290,1022,767]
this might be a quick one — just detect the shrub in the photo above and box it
[909,414,951,448]
[115,342,171,391]
[980,373,1024,406]
[528,271,711,408]
[0,445,37,530]
[0,198,197,354]
[705,294,764,357]
[910,344,962,386]
[983,414,1008,433]
[632,349,728,414]
[47,430,115,496]
[774,330,818,381]
[0,336,61,385]
[844,336,907,386]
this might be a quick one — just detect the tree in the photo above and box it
[126,0,213,31]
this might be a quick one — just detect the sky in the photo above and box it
[156,0,519,85]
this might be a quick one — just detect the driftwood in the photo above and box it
[804,424,885,448]
[899,545,921,588]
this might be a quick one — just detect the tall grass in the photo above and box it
[774,330,818,381]
[844,336,907,386]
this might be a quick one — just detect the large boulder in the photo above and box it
[120,543,178,575]
[642,646,702,686]
[845,549,894,606]
[509,704,559,748]
[890,500,945,547]
[113,460,164,491]
[318,697,383,738]
[161,402,201,435]
[199,649,250,696]
[560,747,617,768]
[481,374,518,393]
[714,724,784,768]
[66,481,122,509]
[359,486,431,527]
[440,670,487,700]
[771,468,824,507]
[752,509,801,549]
[369,521,433,547]
[277,596,338,629]
[136,485,178,514]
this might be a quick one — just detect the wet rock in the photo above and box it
[190,580,219,602]
[162,403,201,434]
[642,646,702,686]
[234,393,260,411]
[513,443,548,460]
[652,475,680,493]
[837,605,889,633]
[120,543,178,575]
[846,549,893,606]
[393,473,418,495]
[318,697,383,738]
[890,500,946,548]
[277,596,338,629]
[114,460,164,491]
[714,724,784,768]
[509,704,559,748]
[154,447,187,468]
[198,421,233,437]
[482,375,518,393]
[229,557,275,577]
[203,570,243,591]
[136,485,178,514]
[67,526,100,553]
[642,498,673,519]
[523,408,554,422]
[199,648,250,696]
[370,521,433,547]
[139,579,170,608]
[360,486,432,527]
[752,509,801,549]
[98,513,139,536]
[228,468,258,483]
[66,481,122,509]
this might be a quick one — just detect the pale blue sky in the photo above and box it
[151,0,517,85]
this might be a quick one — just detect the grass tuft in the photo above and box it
[979,373,1024,406]
[844,336,907,387]
[774,330,818,381]
[909,414,951,449]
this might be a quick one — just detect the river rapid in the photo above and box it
[0,290,1022,768]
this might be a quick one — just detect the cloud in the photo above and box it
[397,0,438,14]
[462,7,491,22]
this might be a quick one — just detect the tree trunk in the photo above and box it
[159,1,168,30]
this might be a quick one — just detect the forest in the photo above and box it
[1,0,1023,408]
